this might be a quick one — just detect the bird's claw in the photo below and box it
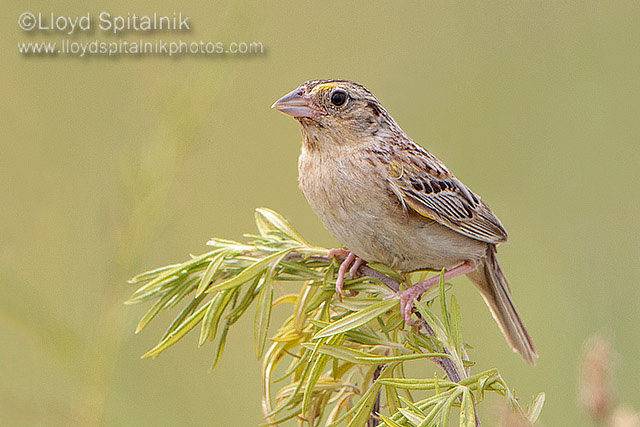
[328,249,365,300]
[394,287,421,327]
[327,248,350,259]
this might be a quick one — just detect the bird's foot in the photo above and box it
[394,262,477,326]
[395,286,426,327]
[327,249,366,300]
[327,248,350,259]
[348,257,367,278]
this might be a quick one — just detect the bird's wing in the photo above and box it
[386,148,508,244]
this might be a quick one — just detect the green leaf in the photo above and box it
[142,299,212,358]
[438,270,452,338]
[301,337,332,413]
[385,383,401,421]
[255,207,308,245]
[294,283,319,333]
[378,414,404,427]
[160,294,204,341]
[476,375,490,400]
[314,299,398,339]
[459,388,476,427]
[345,329,402,348]
[438,390,458,427]
[345,364,393,427]
[210,321,230,371]
[325,363,394,427]
[278,261,325,280]
[199,289,236,347]
[127,273,183,303]
[397,408,424,426]
[226,274,263,325]
[207,248,291,293]
[414,301,449,345]
[302,344,449,365]
[254,276,273,357]
[380,311,405,334]
[135,285,181,334]
[199,295,218,347]
[164,276,199,309]
[418,392,451,427]
[398,396,427,417]
[128,263,182,284]
[450,294,463,356]
[265,348,315,418]
[528,392,545,424]
[196,250,227,297]
[128,208,545,427]
[378,378,458,391]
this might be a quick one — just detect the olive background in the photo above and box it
[2,1,639,426]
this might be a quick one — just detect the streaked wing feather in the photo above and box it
[388,153,508,244]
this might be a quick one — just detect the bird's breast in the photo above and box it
[297,146,486,271]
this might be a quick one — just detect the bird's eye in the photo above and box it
[330,90,347,107]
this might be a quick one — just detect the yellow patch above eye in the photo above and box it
[314,82,339,93]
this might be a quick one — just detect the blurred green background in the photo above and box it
[2,1,639,425]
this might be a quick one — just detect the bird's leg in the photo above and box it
[334,252,355,300]
[327,248,350,259]
[349,257,368,278]
[396,262,477,325]
[327,249,365,300]
[345,257,367,298]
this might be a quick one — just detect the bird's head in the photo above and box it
[272,80,398,147]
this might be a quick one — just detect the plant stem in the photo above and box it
[353,262,481,426]
[356,264,466,383]
[367,364,384,427]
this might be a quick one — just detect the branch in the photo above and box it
[341,259,480,426]
[128,208,541,426]
[325,256,467,386]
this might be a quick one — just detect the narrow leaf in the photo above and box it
[397,408,424,425]
[378,378,458,391]
[255,207,308,244]
[207,248,291,293]
[135,285,183,333]
[418,393,450,427]
[384,384,401,421]
[160,294,203,341]
[438,389,463,427]
[142,299,211,358]
[459,389,476,427]
[345,381,382,427]
[450,294,463,356]
[314,299,398,339]
[302,344,449,365]
[199,291,232,347]
[254,276,273,357]
[226,274,263,324]
[210,321,230,371]
[378,414,404,427]
[438,270,452,338]
[528,392,545,424]
[128,263,182,284]
[196,251,227,297]
[302,338,331,413]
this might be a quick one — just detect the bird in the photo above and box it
[272,79,537,365]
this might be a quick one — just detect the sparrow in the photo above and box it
[272,79,537,365]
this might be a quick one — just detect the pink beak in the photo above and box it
[271,88,319,119]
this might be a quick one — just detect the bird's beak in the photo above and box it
[271,88,319,119]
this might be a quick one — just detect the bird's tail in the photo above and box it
[466,246,538,366]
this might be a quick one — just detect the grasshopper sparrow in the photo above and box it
[272,79,537,365]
